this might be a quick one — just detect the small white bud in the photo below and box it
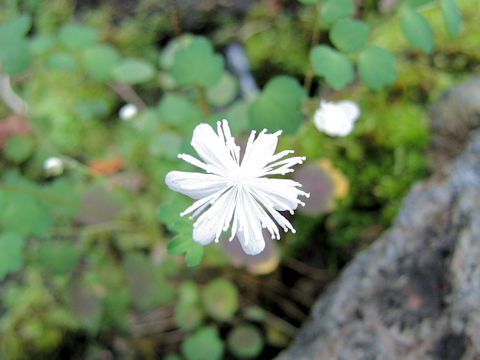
[119,103,138,121]
[313,100,361,137]
[43,157,64,177]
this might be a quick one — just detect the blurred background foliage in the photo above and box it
[0,0,477,358]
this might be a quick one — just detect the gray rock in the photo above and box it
[277,90,480,359]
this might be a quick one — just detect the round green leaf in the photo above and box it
[185,243,204,267]
[123,252,174,309]
[358,46,397,90]
[37,243,80,276]
[441,0,461,38]
[45,52,77,71]
[248,75,305,134]
[330,19,369,53]
[157,94,203,128]
[182,326,224,360]
[29,34,56,55]
[112,58,156,84]
[149,131,182,159]
[401,7,434,53]
[0,233,24,280]
[174,302,203,330]
[170,36,224,88]
[224,101,249,134]
[59,23,98,51]
[82,44,121,80]
[179,280,200,304]
[206,72,238,107]
[4,135,34,163]
[310,45,354,90]
[202,278,238,321]
[227,324,264,359]
[0,15,31,45]
[320,0,355,25]
[167,235,192,255]
[0,39,32,75]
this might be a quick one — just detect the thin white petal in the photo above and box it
[236,191,265,255]
[165,171,229,199]
[192,188,236,245]
[191,123,236,174]
[241,129,281,172]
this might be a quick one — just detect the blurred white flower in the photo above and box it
[119,103,138,120]
[43,157,64,177]
[165,119,309,255]
[313,100,361,137]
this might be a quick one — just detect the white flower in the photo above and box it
[43,157,64,177]
[119,103,138,120]
[165,120,309,255]
[313,100,361,137]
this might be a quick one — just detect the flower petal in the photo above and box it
[249,178,308,212]
[192,189,236,245]
[241,129,281,173]
[165,171,229,199]
[337,100,361,122]
[191,123,236,174]
[234,191,266,255]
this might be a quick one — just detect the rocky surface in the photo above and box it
[277,80,480,360]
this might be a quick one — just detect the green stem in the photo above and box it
[195,84,210,117]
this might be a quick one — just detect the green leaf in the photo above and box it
[157,94,203,129]
[0,233,24,280]
[123,252,174,309]
[404,0,434,7]
[112,58,156,84]
[157,196,191,231]
[179,280,201,304]
[320,0,355,25]
[167,235,192,255]
[0,179,52,236]
[441,0,461,38]
[0,15,31,45]
[310,45,354,89]
[248,76,305,134]
[358,46,397,90]
[185,243,204,267]
[206,72,238,107]
[223,101,250,134]
[202,278,239,321]
[0,39,32,74]
[59,23,98,51]
[227,324,264,359]
[330,19,369,53]
[171,36,224,88]
[174,302,203,330]
[29,34,56,55]
[4,135,35,163]
[37,243,80,276]
[182,326,224,360]
[298,0,317,4]
[82,44,121,80]
[149,131,182,160]
[401,7,434,53]
[45,52,77,71]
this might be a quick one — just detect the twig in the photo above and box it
[0,73,28,114]
[108,81,148,111]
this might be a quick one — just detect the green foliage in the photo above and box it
[248,76,305,134]
[112,58,156,84]
[320,0,355,25]
[206,72,238,107]
[441,0,462,38]
[202,278,239,321]
[0,15,32,74]
[227,324,264,359]
[58,23,98,51]
[123,252,174,309]
[4,135,35,163]
[330,19,369,53]
[0,233,24,280]
[401,7,434,53]
[310,45,354,89]
[45,52,77,71]
[37,243,80,276]
[182,326,224,360]
[358,46,397,90]
[82,44,121,80]
[170,36,224,88]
